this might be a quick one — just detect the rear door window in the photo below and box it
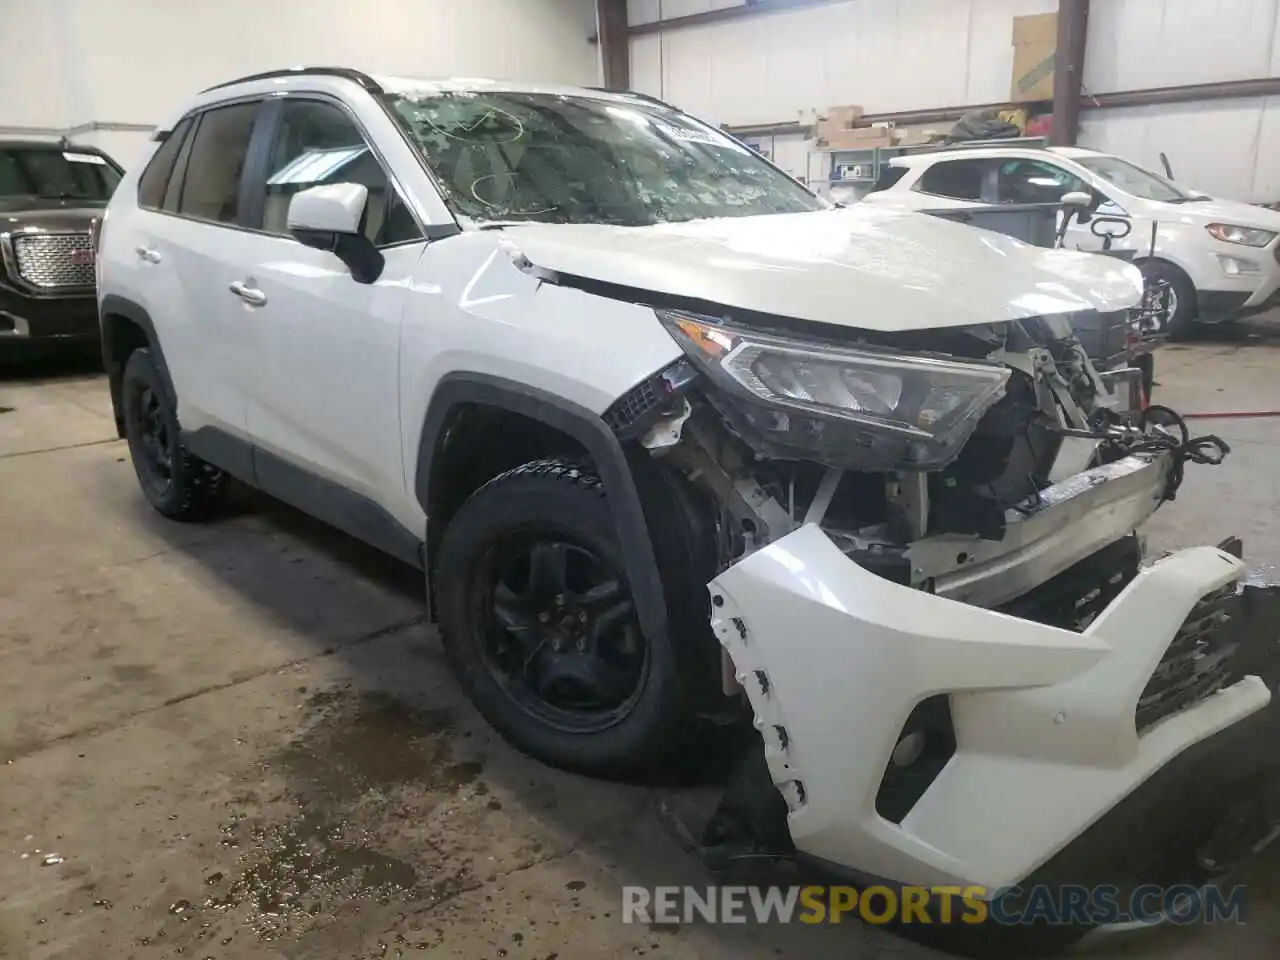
[914,158,997,202]
[137,118,193,210]
[176,101,261,225]
[162,124,197,213]
[869,165,909,193]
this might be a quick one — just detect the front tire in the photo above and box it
[1142,260,1197,341]
[434,458,695,778]
[121,348,229,521]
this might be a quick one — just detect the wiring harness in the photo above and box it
[1053,404,1231,503]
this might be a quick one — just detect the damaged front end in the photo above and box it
[613,302,1279,948]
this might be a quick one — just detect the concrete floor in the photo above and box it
[1,322,1279,960]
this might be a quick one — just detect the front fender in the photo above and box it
[414,372,669,651]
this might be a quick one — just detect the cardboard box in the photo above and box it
[823,127,894,151]
[814,103,865,143]
[1011,13,1057,102]
[893,124,946,147]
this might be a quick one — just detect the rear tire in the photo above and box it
[121,348,229,521]
[434,457,701,778]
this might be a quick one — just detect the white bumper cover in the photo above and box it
[709,525,1271,892]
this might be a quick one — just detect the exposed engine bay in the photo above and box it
[493,219,1280,954]
[610,306,1229,614]
[603,304,1280,955]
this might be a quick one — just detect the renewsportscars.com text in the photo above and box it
[622,884,1248,926]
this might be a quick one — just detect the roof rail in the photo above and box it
[582,86,676,109]
[894,136,1049,157]
[200,67,383,94]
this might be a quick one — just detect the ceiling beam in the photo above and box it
[1082,76,1280,109]
[589,0,846,42]
[723,76,1280,139]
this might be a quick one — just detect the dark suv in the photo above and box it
[0,140,123,358]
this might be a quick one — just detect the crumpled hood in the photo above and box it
[499,205,1143,332]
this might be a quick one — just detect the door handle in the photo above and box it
[135,246,161,264]
[229,280,267,307]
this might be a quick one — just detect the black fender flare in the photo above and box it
[415,372,669,647]
[99,294,176,433]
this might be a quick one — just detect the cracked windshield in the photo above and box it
[384,90,823,225]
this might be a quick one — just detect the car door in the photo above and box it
[993,157,1116,252]
[232,94,424,540]
[132,100,265,464]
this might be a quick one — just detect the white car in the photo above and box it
[864,144,1280,338]
[96,68,1275,947]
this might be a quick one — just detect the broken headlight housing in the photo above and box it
[658,310,1010,471]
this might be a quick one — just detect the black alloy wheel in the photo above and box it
[434,457,704,778]
[471,536,649,733]
[130,381,174,496]
[121,348,228,521]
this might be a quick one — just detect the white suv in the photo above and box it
[96,67,1275,939]
[865,145,1280,338]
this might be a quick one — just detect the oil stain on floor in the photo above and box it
[156,688,485,954]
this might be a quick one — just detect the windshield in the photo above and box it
[0,147,122,202]
[382,90,824,226]
[1073,155,1202,203]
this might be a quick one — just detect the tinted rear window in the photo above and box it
[869,165,909,192]
[137,118,193,210]
[916,158,994,201]
[176,101,260,225]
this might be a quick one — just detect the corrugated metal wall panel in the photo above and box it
[1079,96,1280,202]
[632,0,1280,202]
[630,33,665,97]
[629,0,1058,125]
[1078,0,1280,201]
[1085,0,1280,93]
[628,0,745,27]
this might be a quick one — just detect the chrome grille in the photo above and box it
[12,233,95,289]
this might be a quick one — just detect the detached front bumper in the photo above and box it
[708,525,1275,893]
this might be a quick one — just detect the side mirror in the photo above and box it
[1159,152,1175,180]
[287,183,384,284]
[1060,190,1094,224]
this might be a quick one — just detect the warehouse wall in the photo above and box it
[0,0,83,130]
[629,0,1056,126]
[1082,0,1280,202]
[2,0,600,168]
[631,0,1280,202]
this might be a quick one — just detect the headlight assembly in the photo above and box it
[658,310,1010,471]
[1206,223,1277,247]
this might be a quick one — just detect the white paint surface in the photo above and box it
[713,526,1268,889]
